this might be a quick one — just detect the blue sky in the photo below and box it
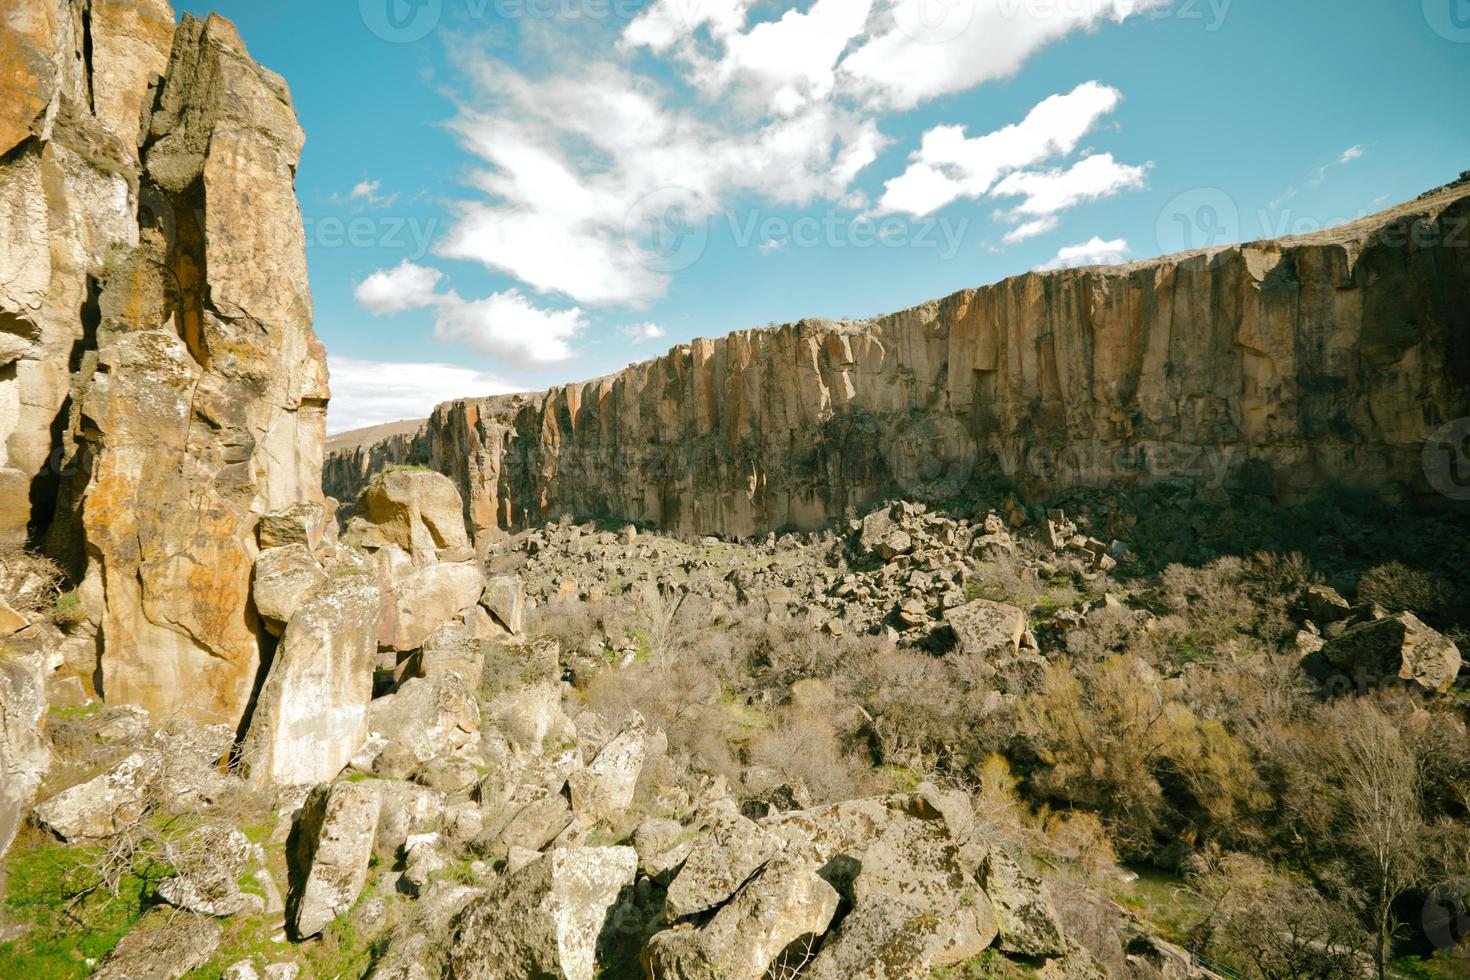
[176,0,1470,432]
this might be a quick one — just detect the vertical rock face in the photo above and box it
[326,181,1470,541]
[0,4,329,729]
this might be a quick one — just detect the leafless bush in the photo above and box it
[1356,560,1453,617]
[0,543,65,616]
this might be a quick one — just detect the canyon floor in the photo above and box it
[2,466,1468,979]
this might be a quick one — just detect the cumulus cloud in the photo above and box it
[619,322,667,342]
[326,355,520,434]
[432,2,1163,307]
[1035,236,1131,271]
[841,0,1169,110]
[354,260,444,315]
[992,152,1150,241]
[876,81,1126,217]
[355,261,587,365]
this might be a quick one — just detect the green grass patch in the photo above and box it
[0,831,163,978]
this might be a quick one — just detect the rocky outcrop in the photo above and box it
[327,180,1470,541]
[2,3,329,730]
[0,650,50,858]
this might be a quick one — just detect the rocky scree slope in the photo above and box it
[326,178,1470,542]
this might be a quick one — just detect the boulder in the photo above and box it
[472,787,574,863]
[978,847,1067,958]
[0,598,27,638]
[568,712,666,825]
[92,908,223,980]
[417,619,487,683]
[374,779,449,861]
[1302,584,1351,624]
[242,572,381,786]
[362,673,482,772]
[356,469,472,562]
[155,825,257,916]
[258,500,332,551]
[664,809,785,920]
[34,749,161,840]
[251,544,325,633]
[643,849,839,980]
[1322,611,1462,695]
[633,816,693,884]
[0,650,50,858]
[380,558,486,652]
[802,897,953,979]
[448,846,638,980]
[945,599,1026,657]
[482,575,526,634]
[287,781,381,938]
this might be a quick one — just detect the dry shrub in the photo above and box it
[0,544,65,616]
[1356,560,1453,617]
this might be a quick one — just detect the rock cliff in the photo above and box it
[326,180,1470,542]
[1,4,328,728]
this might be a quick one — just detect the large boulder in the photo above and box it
[377,551,485,652]
[0,650,51,857]
[945,599,1026,657]
[251,544,325,634]
[448,846,637,980]
[356,469,472,562]
[664,807,785,920]
[1321,611,1462,695]
[361,672,482,772]
[33,749,161,841]
[481,575,526,634]
[242,571,381,786]
[92,908,223,980]
[568,712,665,825]
[978,847,1067,958]
[643,849,839,980]
[287,780,381,939]
[802,897,954,979]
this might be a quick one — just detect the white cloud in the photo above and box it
[351,180,381,199]
[339,178,398,209]
[355,261,587,365]
[421,1,1165,311]
[876,81,1124,217]
[1035,236,1130,271]
[434,290,588,363]
[841,0,1170,110]
[438,60,884,306]
[1310,144,1365,185]
[991,152,1150,237]
[326,355,520,434]
[759,238,788,253]
[620,322,667,342]
[354,260,444,315]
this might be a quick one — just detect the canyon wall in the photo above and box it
[1,3,329,728]
[326,180,1470,542]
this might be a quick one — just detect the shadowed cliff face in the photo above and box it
[326,180,1470,543]
[325,181,1470,543]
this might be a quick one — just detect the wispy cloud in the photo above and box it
[619,322,667,342]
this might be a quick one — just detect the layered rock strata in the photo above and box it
[326,180,1470,541]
